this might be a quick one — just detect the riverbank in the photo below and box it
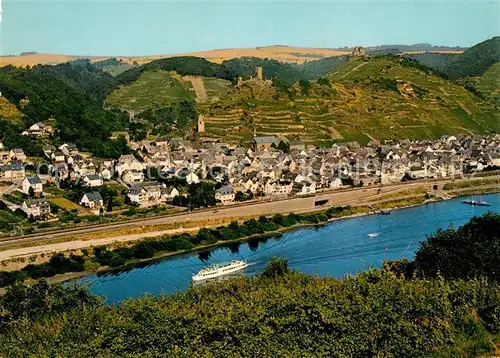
[0,194,436,290]
[1,187,498,290]
[3,174,498,254]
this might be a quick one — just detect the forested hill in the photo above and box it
[115,56,236,86]
[443,36,500,80]
[0,64,132,158]
[112,55,350,87]
[0,37,497,154]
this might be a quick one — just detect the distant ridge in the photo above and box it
[0,43,467,68]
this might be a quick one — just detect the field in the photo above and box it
[0,46,351,68]
[105,70,193,111]
[48,197,81,211]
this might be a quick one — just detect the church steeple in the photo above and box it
[197,114,205,133]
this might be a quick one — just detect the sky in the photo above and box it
[0,0,499,56]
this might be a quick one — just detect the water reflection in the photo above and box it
[191,272,246,288]
[198,251,211,262]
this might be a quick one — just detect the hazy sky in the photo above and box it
[1,0,499,56]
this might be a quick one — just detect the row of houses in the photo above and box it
[3,133,500,210]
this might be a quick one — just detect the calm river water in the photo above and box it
[79,193,500,304]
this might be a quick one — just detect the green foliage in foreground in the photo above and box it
[1,261,499,357]
[1,214,500,356]
[415,212,500,280]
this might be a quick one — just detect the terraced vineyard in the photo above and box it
[475,62,500,105]
[104,55,498,146]
[105,70,193,112]
[200,57,499,146]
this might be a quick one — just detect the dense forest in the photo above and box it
[0,213,499,356]
[115,56,237,86]
[443,36,500,80]
[405,36,500,81]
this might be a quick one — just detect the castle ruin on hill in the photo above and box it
[351,47,367,56]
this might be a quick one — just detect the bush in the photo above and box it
[415,213,500,280]
[260,257,290,278]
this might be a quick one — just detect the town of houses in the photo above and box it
[0,133,499,219]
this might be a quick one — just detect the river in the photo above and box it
[79,193,500,304]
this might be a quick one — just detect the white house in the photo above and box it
[21,198,50,218]
[122,170,144,185]
[329,177,343,189]
[100,168,112,180]
[161,186,180,201]
[9,149,26,162]
[264,180,293,196]
[186,172,200,185]
[0,163,25,182]
[407,165,428,179]
[59,143,78,156]
[215,185,235,205]
[128,182,164,206]
[22,175,43,194]
[82,174,103,188]
[80,192,104,209]
[297,182,316,196]
[116,154,144,176]
[23,122,53,137]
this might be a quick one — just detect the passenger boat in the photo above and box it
[192,260,249,282]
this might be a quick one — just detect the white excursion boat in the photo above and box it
[192,260,249,282]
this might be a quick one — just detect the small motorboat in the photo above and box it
[462,200,491,207]
[367,233,379,238]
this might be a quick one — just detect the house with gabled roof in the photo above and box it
[215,185,235,205]
[80,191,104,209]
[21,198,50,218]
[22,175,43,194]
[253,136,278,151]
[82,174,103,188]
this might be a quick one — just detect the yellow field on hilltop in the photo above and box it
[0,46,351,67]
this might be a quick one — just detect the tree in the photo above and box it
[415,212,500,280]
[106,197,113,212]
[28,186,35,197]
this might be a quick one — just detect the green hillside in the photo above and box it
[0,96,23,125]
[200,56,498,145]
[406,52,458,73]
[443,36,500,79]
[105,70,193,112]
[475,62,500,105]
[92,58,137,77]
[0,64,132,158]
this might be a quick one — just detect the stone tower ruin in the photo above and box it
[351,47,367,57]
[197,114,205,133]
[256,66,263,81]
